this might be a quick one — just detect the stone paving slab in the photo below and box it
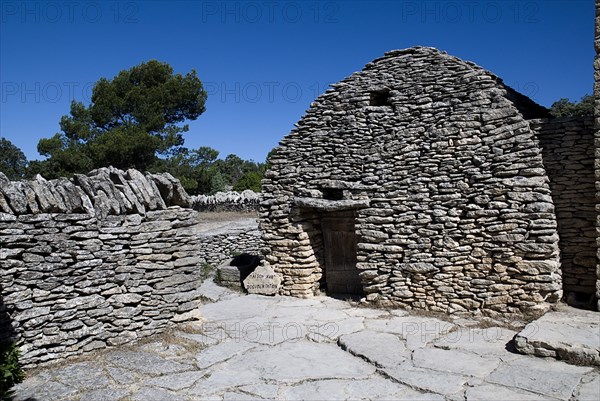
[282,377,444,401]
[339,330,410,367]
[433,326,519,356]
[576,374,600,401]
[485,356,594,400]
[411,347,500,377]
[383,364,469,396]
[11,282,600,401]
[514,305,600,366]
[224,341,377,383]
[464,384,549,401]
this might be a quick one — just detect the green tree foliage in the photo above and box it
[153,147,269,195]
[213,154,267,186]
[233,171,262,192]
[209,170,228,194]
[0,342,24,400]
[35,60,207,178]
[214,154,245,184]
[218,154,266,193]
[152,146,219,194]
[9,59,273,193]
[549,94,593,118]
[0,138,28,180]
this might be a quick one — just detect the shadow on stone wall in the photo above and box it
[0,286,15,344]
[295,211,326,296]
[535,117,598,310]
[0,287,35,401]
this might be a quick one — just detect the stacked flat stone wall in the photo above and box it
[260,47,562,316]
[0,167,262,367]
[0,208,202,367]
[595,0,600,312]
[197,227,262,267]
[192,190,260,213]
[532,117,597,300]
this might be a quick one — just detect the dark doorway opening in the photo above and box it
[321,212,363,298]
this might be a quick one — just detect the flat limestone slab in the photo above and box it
[514,306,600,366]
[195,339,258,369]
[338,330,410,367]
[144,371,207,391]
[433,326,518,356]
[465,384,548,401]
[384,364,468,395]
[226,341,377,382]
[282,377,443,401]
[131,386,187,401]
[13,380,75,401]
[364,315,456,350]
[412,347,500,377]
[104,351,192,376]
[485,356,593,400]
[576,375,600,401]
[198,294,277,321]
[44,362,111,390]
[197,278,239,302]
[77,388,130,401]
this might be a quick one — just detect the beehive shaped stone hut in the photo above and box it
[260,46,598,315]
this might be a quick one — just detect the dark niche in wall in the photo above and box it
[369,89,392,107]
[322,188,344,200]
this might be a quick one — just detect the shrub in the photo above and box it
[201,262,215,278]
[0,342,24,401]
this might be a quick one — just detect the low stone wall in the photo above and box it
[0,207,202,367]
[532,117,597,301]
[198,229,262,267]
[192,190,260,213]
[0,168,262,367]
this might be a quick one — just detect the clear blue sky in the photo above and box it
[0,0,594,163]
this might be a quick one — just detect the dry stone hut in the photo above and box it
[260,46,599,315]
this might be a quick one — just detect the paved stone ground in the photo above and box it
[515,306,600,366]
[12,281,600,401]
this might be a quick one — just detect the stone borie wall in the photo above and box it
[0,168,262,367]
[260,47,563,316]
[532,117,597,299]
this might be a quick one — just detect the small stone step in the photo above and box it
[514,305,600,366]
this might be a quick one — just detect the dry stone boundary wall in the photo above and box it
[192,190,260,213]
[197,229,261,267]
[0,167,260,367]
